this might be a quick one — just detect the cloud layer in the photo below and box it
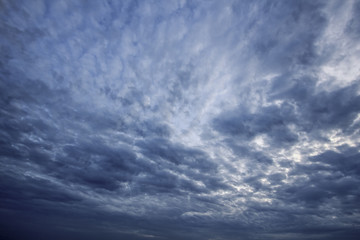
[1,0,360,239]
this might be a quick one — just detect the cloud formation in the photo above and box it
[1,0,360,239]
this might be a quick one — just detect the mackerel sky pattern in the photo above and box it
[1,1,360,239]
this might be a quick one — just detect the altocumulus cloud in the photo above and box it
[1,0,360,239]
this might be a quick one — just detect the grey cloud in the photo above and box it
[346,1,360,39]
[136,137,217,173]
[309,146,360,176]
[0,173,81,209]
[213,104,298,147]
[1,0,360,240]
[280,146,360,211]
[213,77,360,151]
[270,77,360,134]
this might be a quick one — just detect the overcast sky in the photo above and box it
[1,0,360,239]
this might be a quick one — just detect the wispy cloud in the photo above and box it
[1,0,360,239]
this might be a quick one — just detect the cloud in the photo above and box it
[1,0,360,239]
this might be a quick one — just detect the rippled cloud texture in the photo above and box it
[1,0,360,239]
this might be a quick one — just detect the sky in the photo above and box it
[1,0,360,239]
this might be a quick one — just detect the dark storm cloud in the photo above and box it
[270,77,360,133]
[213,78,360,150]
[251,0,327,68]
[134,137,231,194]
[309,146,360,176]
[1,0,360,240]
[0,172,81,210]
[346,0,360,39]
[136,137,216,171]
[213,104,298,147]
[275,144,360,215]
